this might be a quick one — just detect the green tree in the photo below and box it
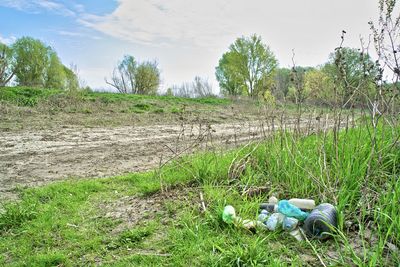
[134,61,160,95]
[64,66,79,91]
[216,34,278,98]
[106,56,160,94]
[12,37,51,87]
[215,52,244,96]
[106,55,136,93]
[304,69,334,104]
[45,51,66,89]
[323,47,378,106]
[273,68,291,99]
[0,43,14,87]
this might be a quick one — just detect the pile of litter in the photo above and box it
[222,196,338,241]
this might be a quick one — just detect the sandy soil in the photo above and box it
[1,118,290,201]
[0,108,332,202]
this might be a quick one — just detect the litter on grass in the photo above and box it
[222,197,338,241]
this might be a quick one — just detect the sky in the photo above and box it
[0,0,380,92]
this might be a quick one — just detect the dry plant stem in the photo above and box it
[199,192,207,213]
[227,141,261,181]
[160,127,210,169]
[299,228,327,267]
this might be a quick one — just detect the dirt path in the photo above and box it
[0,120,260,200]
[0,117,326,201]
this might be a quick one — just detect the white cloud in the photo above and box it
[79,0,379,55]
[0,34,16,45]
[79,0,246,47]
[0,0,75,17]
[56,30,103,40]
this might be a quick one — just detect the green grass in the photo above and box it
[0,121,399,266]
[0,86,61,107]
[0,86,230,110]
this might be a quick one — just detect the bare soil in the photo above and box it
[0,118,287,201]
[0,105,329,201]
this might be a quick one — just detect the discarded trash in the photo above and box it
[223,198,337,242]
[289,228,304,241]
[222,205,264,232]
[260,209,269,215]
[268,196,278,205]
[303,203,338,240]
[278,200,309,221]
[265,213,284,231]
[259,203,277,213]
[288,198,316,210]
[222,205,236,224]
[241,219,257,230]
[257,213,269,223]
[282,216,298,231]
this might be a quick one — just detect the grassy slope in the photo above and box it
[0,87,251,131]
[0,86,229,111]
[0,121,399,266]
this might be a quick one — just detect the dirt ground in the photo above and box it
[0,119,271,201]
[0,106,329,202]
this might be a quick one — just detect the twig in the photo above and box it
[199,192,207,212]
[299,228,327,267]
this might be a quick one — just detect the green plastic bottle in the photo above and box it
[222,205,236,224]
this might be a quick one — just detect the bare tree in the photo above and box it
[172,76,214,98]
[105,55,135,94]
[106,56,160,94]
[192,76,213,97]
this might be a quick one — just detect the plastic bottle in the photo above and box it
[288,198,316,210]
[289,229,303,241]
[278,200,309,221]
[257,213,269,223]
[282,216,299,231]
[260,209,269,215]
[265,213,284,231]
[303,203,337,240]
[222,205,236,224]
[268,196,278,204]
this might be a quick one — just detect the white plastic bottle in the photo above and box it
[288,198,316,210]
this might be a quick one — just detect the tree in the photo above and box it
[2,37,78,90]
[45,51,66,89]
[273,68,291,99]
[191,76,213,97]
[64,66,79,91]
[216,34,278,98]
[215,52,244,96]
[172,76,213,98]
[0,43,14,87]
[106,56,160,94]
[323,47,378,106]
[12,37,51,87]
[134,61,160,95]
[289,66,314,104]
[304,69,334,104]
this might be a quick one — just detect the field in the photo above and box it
[0,87,399,266]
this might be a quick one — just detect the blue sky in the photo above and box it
[0,0,380,91]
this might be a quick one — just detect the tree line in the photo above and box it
[215,34,380,107]
[0,30,396,107]
[0,37,79,90]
